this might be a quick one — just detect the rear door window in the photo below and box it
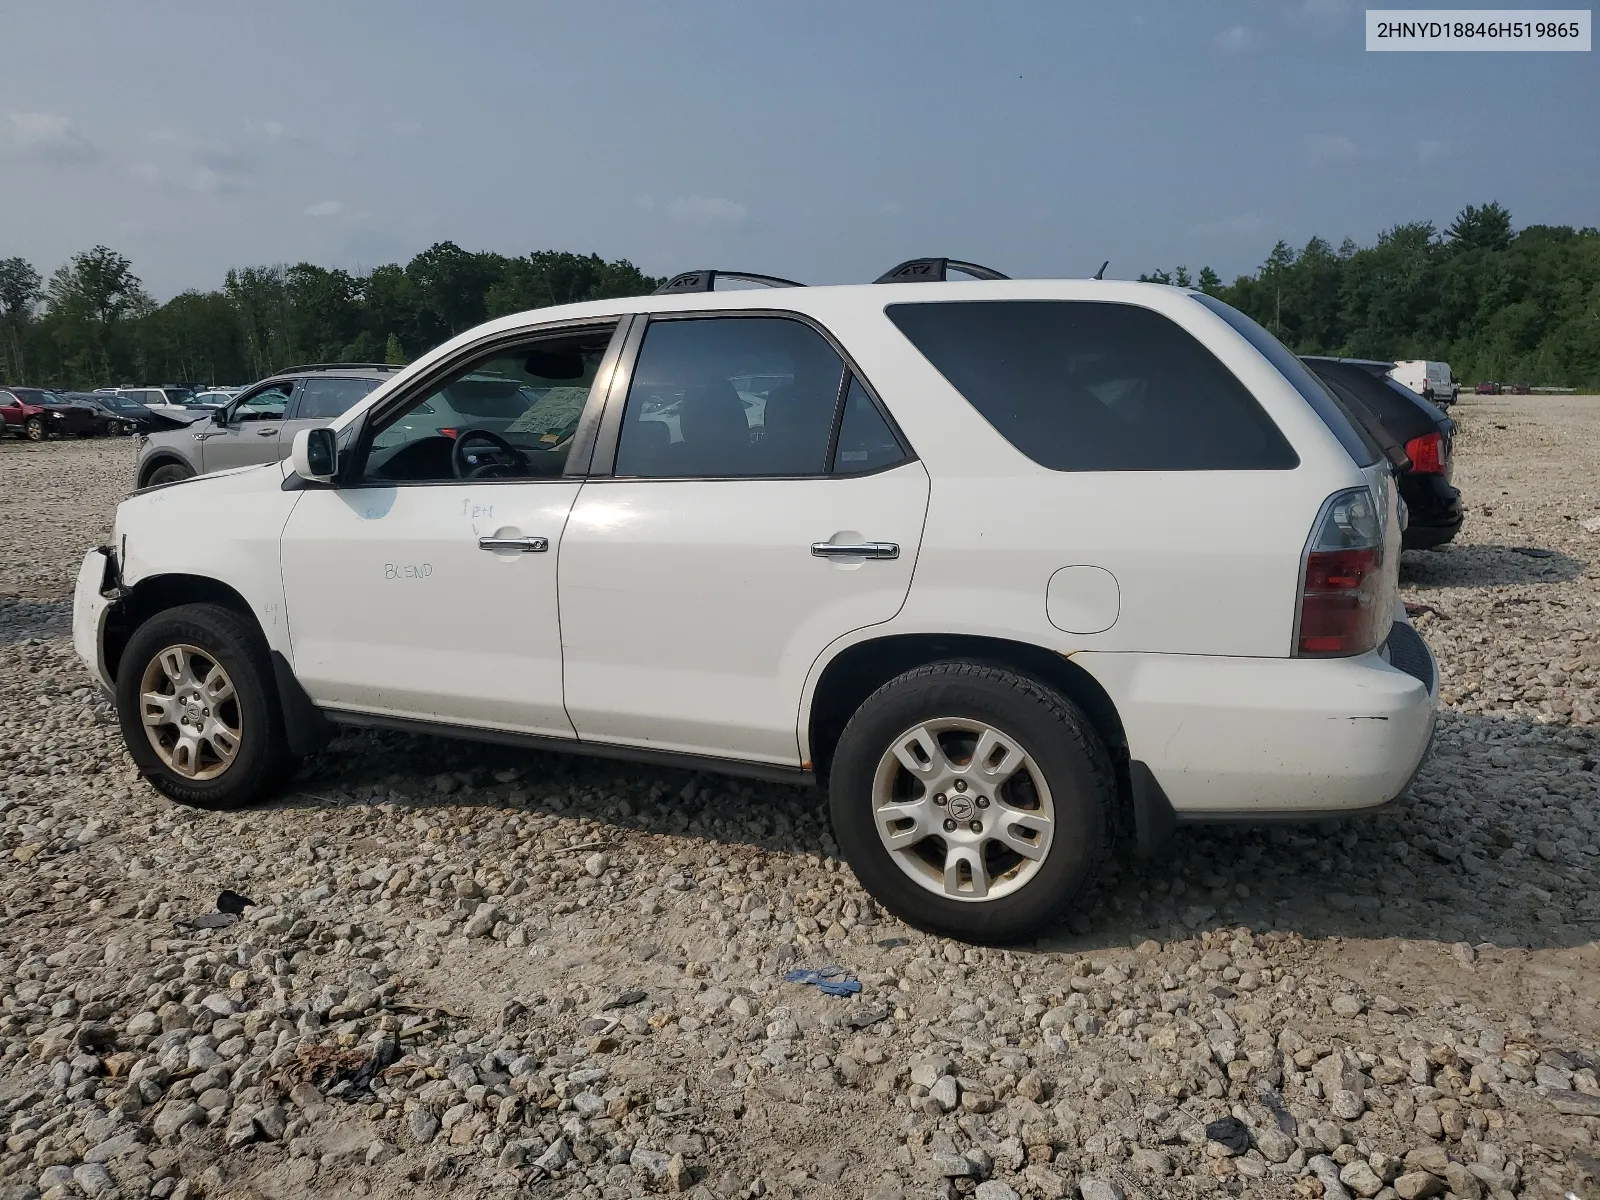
[887,300,1297,471]
[294,377,377,421]
[614,316,847,478]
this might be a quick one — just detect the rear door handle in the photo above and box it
[811,541,899,560]
[478,536,549,553]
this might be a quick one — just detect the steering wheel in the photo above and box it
[451,428,530,480]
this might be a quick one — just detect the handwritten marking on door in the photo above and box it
[384,563,434,580]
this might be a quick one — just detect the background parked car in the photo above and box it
[1388,360,1458,407]
[59,392,139,435]
[101,386,219,419]
[193,388,242,406]
[137,364,398,486]
[0,387,99,439]
[1304,356,1464,549]
[72,392,171,433]
[1474,381,1502,395]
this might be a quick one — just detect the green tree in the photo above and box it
[44,246,151,384]
[1446,202,1513,253]
[0,256,43,382]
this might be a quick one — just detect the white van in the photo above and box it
[1389,361,1456,407]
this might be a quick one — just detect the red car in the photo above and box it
[0,387,99,440]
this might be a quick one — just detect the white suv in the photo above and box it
[73,262,1437,942]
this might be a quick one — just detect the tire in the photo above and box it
[828,661,1115,944]
[115,602,297,810]
[146,462,195,486]
[25,417,44,441]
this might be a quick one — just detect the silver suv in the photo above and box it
[136,365,398,488]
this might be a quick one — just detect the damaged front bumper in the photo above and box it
[72,545,122,695]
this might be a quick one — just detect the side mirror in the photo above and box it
[212,407,229,424]
[291,427,338,482]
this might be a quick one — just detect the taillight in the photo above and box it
[1404,431,1444,474]
[1297,488,1385,657]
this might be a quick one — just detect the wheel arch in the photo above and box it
[804,632,1129,780]
[104,572,333,758]
[137,452,195,488]
[104,574,260,684]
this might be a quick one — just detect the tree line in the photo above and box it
[0,243,661,389]
[1140,203,1600,387]
[3,201,1597,390]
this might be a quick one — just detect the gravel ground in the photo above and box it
[2,399,1599,1200]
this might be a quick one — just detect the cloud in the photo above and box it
[129,163,162,184]
[389,120,423,138]
[877,200,903,216]
[304,200,344,218]
[1418,138,1447,162]
[1304,133,1359,166]
[1301,0,1351,19]
[1213,25,1255,53]
[148,127,258,192]
[1193,212,1269,239]
[5,112,100,164]
[666,195,748,225]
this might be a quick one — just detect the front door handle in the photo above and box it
[256,427,280,437]
[811,541,899,560]
[478,536,549,553]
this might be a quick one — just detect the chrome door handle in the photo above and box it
[811,541,899,560]
[478,536,548,553]
[256,427,280,436]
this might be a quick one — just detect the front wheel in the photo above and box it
[115,603,296,809]
[145,462,195,486]
[829,661,1114,944]
[25,417,45,441]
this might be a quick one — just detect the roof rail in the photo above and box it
[873,258,1010,284]
[273,362,404,374]
[652,270,805,295]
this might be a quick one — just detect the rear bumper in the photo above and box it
[1400,476,1463,549]
[1082,616,1437,818]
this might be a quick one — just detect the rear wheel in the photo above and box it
[115,603,296,810]
[829,661,1114,943]
[25,417,45,441]
[146,461,195,486]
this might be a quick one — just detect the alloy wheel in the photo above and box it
[138,644,243,780]
[870,717,1055,902]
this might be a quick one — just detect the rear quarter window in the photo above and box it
[886,299,1297,471]
[1194,295,1378,467]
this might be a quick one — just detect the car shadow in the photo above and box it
[1401,542,1586,587]
[0,598,72,646]
[261,705,1600,956]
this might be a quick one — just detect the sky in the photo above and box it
[2,1,1595,300]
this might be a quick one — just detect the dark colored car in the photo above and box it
[0,387,100,440]
[1511,383,1532,395]
[60,392,143,435]
[1474,381,1501,395]
[1303,357,1464,550]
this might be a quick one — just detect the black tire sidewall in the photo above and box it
[115,603,291,810]
[829,665,1111,943]
[149,464,193,486]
